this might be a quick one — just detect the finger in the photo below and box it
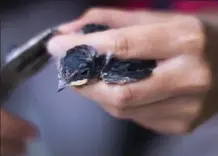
[58,8,136,33]
[48,17,203,60]
[57,8,187,34]
[59,19,91,33]
[134,118,190,135]
[79,86,201,122]
[129,96,201,122]
[1,110,38,140]
[92,96,201,134]
[130,97,201,135]
[1,139,25,156]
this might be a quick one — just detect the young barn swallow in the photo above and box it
[57,24,157,92]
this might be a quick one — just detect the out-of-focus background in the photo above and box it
[1,0,218,156]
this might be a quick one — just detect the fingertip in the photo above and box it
[46,35,65,58]
[58,22,75,33]
[1,110,39,140]
[46,32,103,58]
[15,119,39,140]
[47,34,78,58]
[57,19,86,34]
[26,123,39,138]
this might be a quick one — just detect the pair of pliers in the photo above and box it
[0,27,58,106]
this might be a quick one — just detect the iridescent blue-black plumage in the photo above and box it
[57,45,101,92]
[59,45,98,83]
[101,58,156,84]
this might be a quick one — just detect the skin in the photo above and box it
[0,110,38,156]
[47,8,218,135]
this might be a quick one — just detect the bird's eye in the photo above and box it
[80,69,89,76]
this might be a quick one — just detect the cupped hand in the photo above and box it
[48,8,215,135]
[1,109,38,156]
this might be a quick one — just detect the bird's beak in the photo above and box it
[58,79,68,92]
[69,79,88,86]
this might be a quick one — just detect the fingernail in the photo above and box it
[58,22,73,33]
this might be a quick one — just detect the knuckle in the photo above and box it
[86,7,102,16]
[111,108,127,119]
[172,122,190,135]
[190,69,211,92]
[191,101,202,117]
[176,124,190,135]
[178,17,205,54]
[113,33,130,57]
[180,68,212,93]
[153,71,173,95]
[113,86,133,109]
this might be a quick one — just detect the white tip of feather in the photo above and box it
[105,51,113,65]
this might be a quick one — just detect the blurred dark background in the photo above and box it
[0,0,158,156]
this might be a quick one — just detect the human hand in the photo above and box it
[48,8,216,135]
[1,109,38,156]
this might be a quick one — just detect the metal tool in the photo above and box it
[0,27,58,106]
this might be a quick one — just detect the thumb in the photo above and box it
[48,17,202,60]
[1,109,38,140]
